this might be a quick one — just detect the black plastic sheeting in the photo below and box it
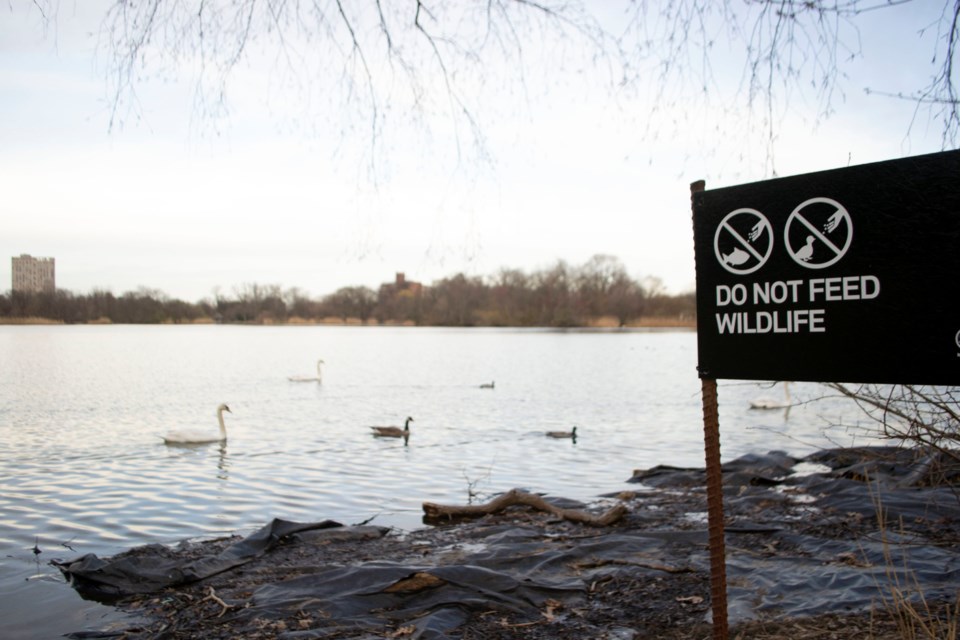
[54,519,342,601]
[632,446,960,622]
[55,447,960,637]
[251,560,584,637]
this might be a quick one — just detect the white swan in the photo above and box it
[162,404,231,444]
[750,382,792,410]
[546,426,577,439]
[370,416,413,438]
[289,359,324,383]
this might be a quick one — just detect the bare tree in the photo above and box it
[86,0,614,183]
[824,383,960,493]
[531,260,577,326]
[323,286,377,322]
[616,1,960,175]
[569,255,649,324]
[23,1,960,173]
[822,383,960,503]
[487,268,533,325]
[827,383,959,456]
[224,282,287,322]
[427,272,487,325]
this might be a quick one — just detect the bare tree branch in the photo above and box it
[22,1,960,175]
[824,383,960,468]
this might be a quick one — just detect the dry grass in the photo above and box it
[0,316,63,324]
[869,480,959,640]
[729,611,904,639]
[885,590,959,640]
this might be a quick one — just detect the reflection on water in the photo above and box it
[0,325,876,638]
[162,440,231,481]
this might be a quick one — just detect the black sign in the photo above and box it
[692,149,960,385]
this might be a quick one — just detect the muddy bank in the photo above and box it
[56,447,960,639]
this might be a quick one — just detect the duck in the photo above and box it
[370,416,414,438]
[480,381,495,389]
[546,426,577,439]
[795,236,815,262]
[163,404,231,444]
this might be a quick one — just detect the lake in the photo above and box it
[0,325,877,638]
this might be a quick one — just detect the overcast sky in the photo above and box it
[0,1,951,302]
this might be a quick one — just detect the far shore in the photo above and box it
[0,315,696,329]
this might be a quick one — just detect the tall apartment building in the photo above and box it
[12,254,56,293]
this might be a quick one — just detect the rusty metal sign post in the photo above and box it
[700,378,728,639]
[691,180,729,640]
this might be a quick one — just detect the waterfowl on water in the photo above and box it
[750,382,792,410]
[546,426,577,439]
[480,381,495,389]
[370,416,414,438]
[163,404,231,444]
[289,359,324,383]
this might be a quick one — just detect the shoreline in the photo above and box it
[55,446,959,639]
[0,316,696,329]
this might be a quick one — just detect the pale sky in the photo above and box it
[0,1,952,302]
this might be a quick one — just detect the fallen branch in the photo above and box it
[202,586,236,618]
[573,558,692,574]
[422,488,626,527]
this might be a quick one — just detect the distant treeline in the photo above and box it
[0,255,695,327]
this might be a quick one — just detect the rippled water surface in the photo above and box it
[0,325,876,638]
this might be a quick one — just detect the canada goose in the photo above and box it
[163,404,231,444]
[480,381,495,389]
[370,416,414,438]
[546,426,577,439]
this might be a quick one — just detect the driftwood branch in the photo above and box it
[422,488,626,526]
[201,586,236,618]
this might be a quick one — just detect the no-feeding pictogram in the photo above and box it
[713,208,773,275]
[784,197,853,269]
